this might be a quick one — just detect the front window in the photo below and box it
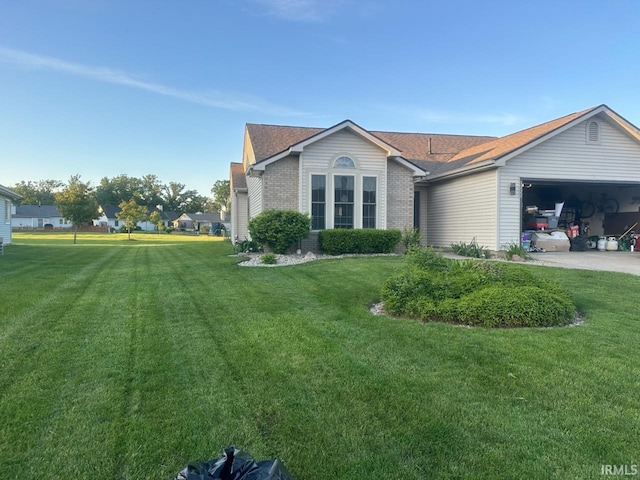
[362,176,376,229]
[334,175,354,229]
[4,200,10,224]
[311,175,326,230]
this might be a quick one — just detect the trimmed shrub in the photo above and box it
[318,229,401,255]
[381,249,575,327]
[248,210,311,254]
[451,285,575,328]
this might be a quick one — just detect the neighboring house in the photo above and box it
[173,212,228,233]
[0,184,22,245]
[11,205,73,230]
[95,205,178,232]
[231,105,640,251]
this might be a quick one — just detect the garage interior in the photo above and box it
[520,180,640,251]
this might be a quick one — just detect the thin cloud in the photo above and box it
[0,46,307,116]
[249,0,343,22]
[392,106,523,127]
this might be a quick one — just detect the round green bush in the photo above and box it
[248,209,311,254]
[380,251,576,327]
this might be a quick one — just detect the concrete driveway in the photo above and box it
[528,250,640,275]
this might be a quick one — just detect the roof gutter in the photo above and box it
[0,185,22,200]
[420,159,497,183]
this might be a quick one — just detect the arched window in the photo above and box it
[334,156,355,168]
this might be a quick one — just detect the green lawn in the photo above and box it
[1,232,639,479]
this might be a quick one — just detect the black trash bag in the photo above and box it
[174,446,294,480]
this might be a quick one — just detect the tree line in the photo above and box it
[11,174,230,215]
[13,175,231,244]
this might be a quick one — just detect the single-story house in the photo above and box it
[11,205,73,230]
[0,184,22,245]
[231,104,640,251]
[173,212,228,233]
[94,205,179,232]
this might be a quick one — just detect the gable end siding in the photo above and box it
[498,118,640,247]
[300,129,388,227]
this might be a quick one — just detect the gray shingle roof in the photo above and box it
[14,205,63,218]
[230,162,247,190]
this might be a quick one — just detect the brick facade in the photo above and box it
[263,156,299,211]
[386,160,414,231]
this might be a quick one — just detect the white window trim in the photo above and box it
[309,173,327,231]
[307,171,382,230]
[362,175,378,229]
[332,173,357,229]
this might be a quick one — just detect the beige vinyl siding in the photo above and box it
[497,117,640,247]
[247,175,263,219]
[300,129,388,228]
[232,191,248,241]
[427,169,498,249]
[415,185,429,244]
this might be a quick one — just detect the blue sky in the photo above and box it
[2,0,640,197]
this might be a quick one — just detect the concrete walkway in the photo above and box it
[527,250,640,275]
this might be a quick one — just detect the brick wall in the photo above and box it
[386,160,414,230]
[263,156,299,210]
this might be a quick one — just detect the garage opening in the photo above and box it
[520,180,640,251]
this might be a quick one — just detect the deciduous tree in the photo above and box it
[54,175,99,244]
[116,199,149,240]
[149,210,164,233]
[211,179,230,214]
[12,179,63,205]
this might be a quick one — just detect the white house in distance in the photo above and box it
[0,184,22,245]
[11,205,73,230]
[94,205,179,232]
[173,212,228,233]
[231,104,640,252]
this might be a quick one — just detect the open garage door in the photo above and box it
[521,179,640,240]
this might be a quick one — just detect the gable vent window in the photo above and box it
[586,121,600,144]
[334,156,355,168]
